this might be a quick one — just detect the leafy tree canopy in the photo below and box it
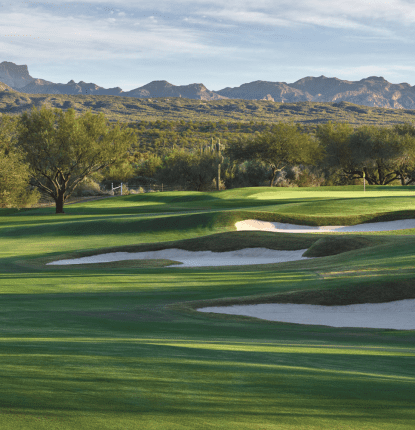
[156,149,222,191]
[317,121,415,185]
[16,106,135,213]
[0,114,39,208]
[226,122,322,186]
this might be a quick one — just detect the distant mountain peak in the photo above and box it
[1,61,415,109]
[147,80,172,86]
[364,76,387,81]
[0,61,35,88]
[216,76,415,108]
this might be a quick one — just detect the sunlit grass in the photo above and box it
[1,186,415,428]
[1,337,414,429]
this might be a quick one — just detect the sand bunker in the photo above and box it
[236,219,415,233]
[198,300,415,330]
[47,218,415,267]
[47,248,311,267]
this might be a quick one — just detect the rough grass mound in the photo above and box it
[303,235,381,257]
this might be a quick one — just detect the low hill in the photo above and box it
[18,79,124,96]
[122,81,226,100]
[0,81,16,92]
[1,85,415,126]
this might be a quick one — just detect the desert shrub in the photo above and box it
[275,165,325,187]
[72,177,106,197]
[224,160,270,188]
[128,187,145,194]
[156,149,221,191]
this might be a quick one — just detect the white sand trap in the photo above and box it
[236,218,415,233]
[47,248,311,267]
[198,299,415,330]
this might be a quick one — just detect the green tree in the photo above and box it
[317,122,415,185]
[223,159,269,189]
[392,123,415,185]
[315,122,354,168]
[157,149,221,191]
[101,156,136,183]
[393,122,415,137]
[136,154,163,178]
[348,126,401,185]
[226,123,321,186]
[17,107,135,213]
[0,115,39,208]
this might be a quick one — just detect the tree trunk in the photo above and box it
[378,163,385,185]
[270,167,277,187]
[55,192,65,214]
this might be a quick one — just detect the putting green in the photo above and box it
[1,185,415,429]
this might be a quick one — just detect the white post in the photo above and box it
[363,171,365,192]
[121,182,123,196]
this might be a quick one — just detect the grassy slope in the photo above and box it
[1,186,415,430]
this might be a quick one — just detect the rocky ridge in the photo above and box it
[1,61,415,109]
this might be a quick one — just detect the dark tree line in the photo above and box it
[96,120,415,191]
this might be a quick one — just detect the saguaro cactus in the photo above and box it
[215,139,223,191]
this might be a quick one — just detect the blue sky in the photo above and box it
[1,0,415,90]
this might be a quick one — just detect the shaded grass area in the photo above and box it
[183,274,415,310]
[270,276,415,306]
[0,285,415,429]
[303,235,383,257]
[1,339,415,428]
[1,187,415,429]
[1,339,414,429]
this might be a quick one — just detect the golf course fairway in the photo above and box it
[1,185,415,429]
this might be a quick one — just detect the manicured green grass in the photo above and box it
[1,186,415,429]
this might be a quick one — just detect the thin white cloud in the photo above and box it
[39,0,415,26]
[194,1,414,37]
[182,16,235,28]
[201,10,292,27]
[0,6,230,62]
[289,13,397,38]
[300,0,415,25]
[4,1,415,37]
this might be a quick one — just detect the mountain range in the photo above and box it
[1,61,415,109]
